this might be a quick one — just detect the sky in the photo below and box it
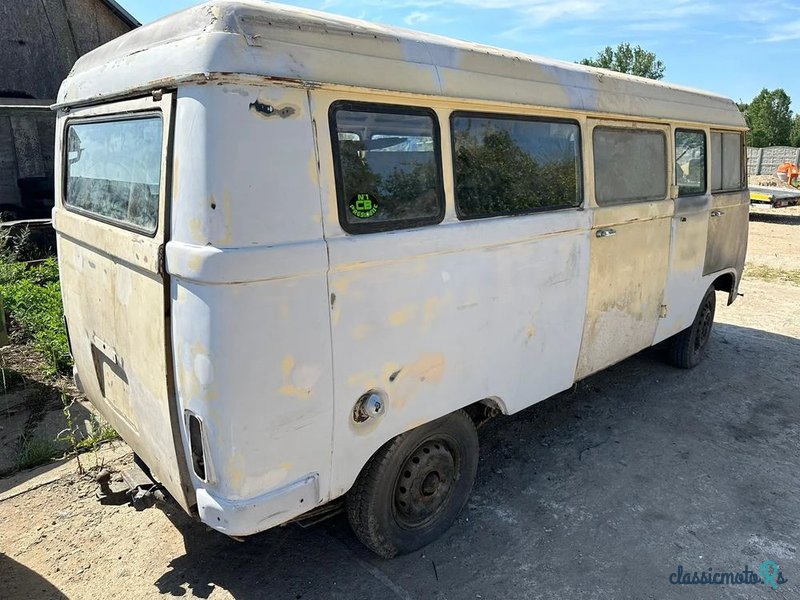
[120,0,800,110]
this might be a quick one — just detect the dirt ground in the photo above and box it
[1,207,799,600]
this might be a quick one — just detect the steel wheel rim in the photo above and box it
[393,437,460,530]
[694,296,714,351]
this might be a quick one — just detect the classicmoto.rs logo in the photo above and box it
[668,561,787,589]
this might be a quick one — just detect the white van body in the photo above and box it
[54,1,748,543]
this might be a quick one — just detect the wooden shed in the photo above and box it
[0,0,139,218]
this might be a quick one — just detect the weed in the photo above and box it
[15,433,60,471]
[746,264,800,286]
[57,395,119,473]
[78,412,119,450]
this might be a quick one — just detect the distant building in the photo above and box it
[0,0,139,219]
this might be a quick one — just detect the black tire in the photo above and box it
[666,285,716,369]
[346,410,479,558]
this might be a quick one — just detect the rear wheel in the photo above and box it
[346,410,479,558]
[666,285,716,369]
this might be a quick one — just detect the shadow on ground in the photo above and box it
[0,375,95,486]
[1,553,67,600]
[6,322,797,600]
[749,210,800,225]
[143,322,799,599]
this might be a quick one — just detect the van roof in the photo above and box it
[58,0,746,128]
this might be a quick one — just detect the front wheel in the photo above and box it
[346,410,479,558]
[665,285,717,369]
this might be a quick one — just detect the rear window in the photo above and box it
[65,116,163,234]
[711,131,744,192]
[330,102,444,234]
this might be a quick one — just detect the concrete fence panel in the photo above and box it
[748,146,800,176]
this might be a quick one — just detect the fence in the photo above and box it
[747,146,800,176]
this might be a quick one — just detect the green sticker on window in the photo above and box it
[349,193,379,219]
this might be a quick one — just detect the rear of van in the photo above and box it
[53,4,337,532]
[54,92,195,511]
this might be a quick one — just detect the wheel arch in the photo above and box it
[710,270,738,305]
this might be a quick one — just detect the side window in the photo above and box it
[593,127,667,205]
[451,113,581,219]
[675,129,706,196]
[330,103,444,234]
[711,131,744,192]
[722,132,743,190]
[711,132,723,191]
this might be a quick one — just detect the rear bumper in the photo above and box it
[196,473,319,537]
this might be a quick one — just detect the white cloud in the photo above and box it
[312,0,795,49]
[519,0,604,27]
[764,19,800,42]
[404,11,430,25]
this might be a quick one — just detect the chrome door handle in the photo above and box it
[596,228,617,238]
[711,210,725,217]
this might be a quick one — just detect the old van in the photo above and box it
[54,1,748,557]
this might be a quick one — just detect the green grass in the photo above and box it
[746,264,800,286]
[15,434,60,471]
[0,254,71,378]
[0,232,119,473]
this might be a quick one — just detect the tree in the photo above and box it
[790,114,800,148]
[579,43,665,80]
[741,88,792,147]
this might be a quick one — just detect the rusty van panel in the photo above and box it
[576,215,671,380]
[704,193,749,277]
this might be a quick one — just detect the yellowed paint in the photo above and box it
[281,355,295,378]
[422,296,443,330]
[187,253,203,272]
[226,453,246,491]
[403,353,446,384]
[262,463,292,489]
[381,362,401,381]
[390,353,446,410]
[330,275,353,296]
[352,322,373,340]
[388,304,415,327]
[187,217,204,243]
[278,384,311,399]
[277,354,317,399]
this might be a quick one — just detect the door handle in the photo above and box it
[711,210,725,217]
[596,228,617,238]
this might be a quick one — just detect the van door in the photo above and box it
[576,121,673,379]
[54,93,193,510]
[705,131,748,277]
